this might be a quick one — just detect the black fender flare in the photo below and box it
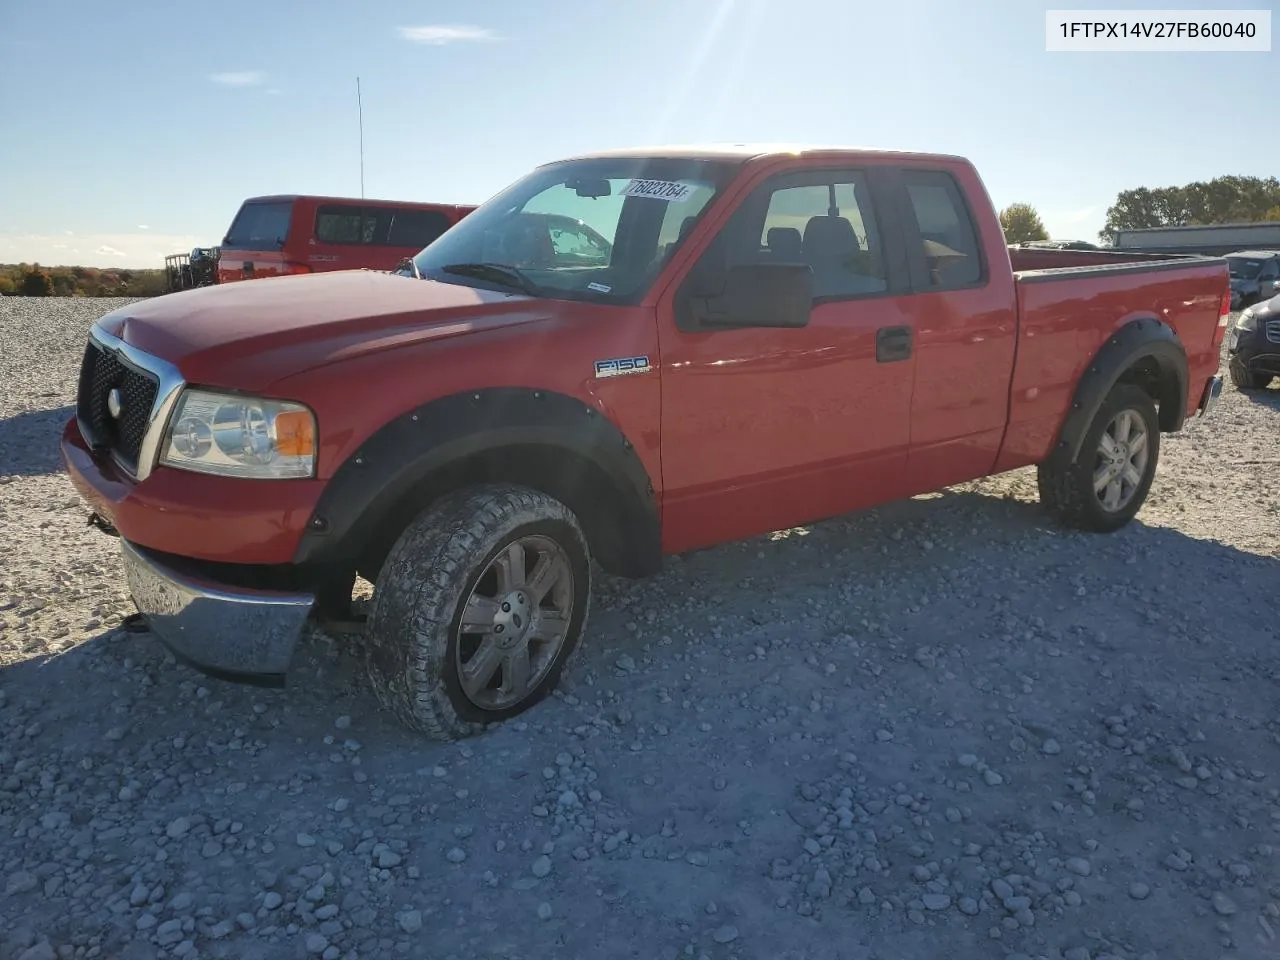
[292,387,661,578]
[1049,316,1189,466]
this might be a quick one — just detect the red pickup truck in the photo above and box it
[62,145,1229,741]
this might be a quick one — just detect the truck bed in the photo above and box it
[995,245,1229,474]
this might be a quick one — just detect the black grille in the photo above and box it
[76,340,160,473]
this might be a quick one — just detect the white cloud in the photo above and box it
[396,24,499,45]
[0,232,204,268]
[209,70,265,86]
[137,224,149,230]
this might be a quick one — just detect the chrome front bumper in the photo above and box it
[1197,374,1223,418]
[120,539,315,684]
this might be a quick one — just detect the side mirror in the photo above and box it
[689,262,813,330]
[1270,279,1280,294]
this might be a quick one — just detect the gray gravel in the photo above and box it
[2,295,1279,960]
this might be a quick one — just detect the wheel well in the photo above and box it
[355,443,657,583]
[1115,351,1183,431]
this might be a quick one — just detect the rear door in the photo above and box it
[887,164,1019,493]
[217,199,295,283]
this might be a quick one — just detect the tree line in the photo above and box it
[0,263,169,298]
[997,174,1280,246]
[1097,175,1280,242]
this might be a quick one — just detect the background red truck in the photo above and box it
[215,194,476,283]
[62,144,1229,741]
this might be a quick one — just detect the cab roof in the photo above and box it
[547,143,969,165]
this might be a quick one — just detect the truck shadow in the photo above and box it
[1237,383,1280,410]
[0,404,74,477]
[3,480,1275,755]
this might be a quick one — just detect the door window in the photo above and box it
[684,170,889,303]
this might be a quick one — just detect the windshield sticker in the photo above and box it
[594,356,651,379]
[621,179,697,202]
[587,282,612,294]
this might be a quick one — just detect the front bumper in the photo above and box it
[121,539,315,685]
[1228,327,1280,377]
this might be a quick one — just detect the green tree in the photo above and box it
[1099,175,1280,242]
[21,267,54,296]
[1263,206,1280,222]
[999,203,1049,244]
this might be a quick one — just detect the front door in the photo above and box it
[656,163,918,554]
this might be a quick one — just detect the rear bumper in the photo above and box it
[121,539,314,685]
[1196,374,1223,418]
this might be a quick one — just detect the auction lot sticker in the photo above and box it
[622,179,697,202]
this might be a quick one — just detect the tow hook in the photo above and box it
[87,512,119,537]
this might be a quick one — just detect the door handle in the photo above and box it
[876,325,912,363]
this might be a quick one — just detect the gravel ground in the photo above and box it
[1,295,1278,960]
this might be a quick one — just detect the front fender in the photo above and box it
[1049,316,1189,466]
[292,387,660,576]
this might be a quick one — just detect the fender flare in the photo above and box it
[292,387,661,578]
[1049,316,1189,466]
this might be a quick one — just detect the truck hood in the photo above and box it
[98,270,548,392]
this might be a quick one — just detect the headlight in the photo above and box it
[159,389,317,479]
[1235,310,1257,332]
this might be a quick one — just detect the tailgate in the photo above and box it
[217,249,287,283]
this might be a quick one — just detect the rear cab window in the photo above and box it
[224,200,294,251]
[899,169,985,290]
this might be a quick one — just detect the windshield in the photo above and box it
[1228,257,1263,279]
[409,157,738,304]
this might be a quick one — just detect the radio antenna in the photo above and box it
[356,76,365,199]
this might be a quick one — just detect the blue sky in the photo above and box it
[0,0,1274,268]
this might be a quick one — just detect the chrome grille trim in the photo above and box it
[79,324,186,481]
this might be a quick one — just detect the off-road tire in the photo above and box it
[364,484,592,740]
[1228,358,1273,391]
[1037,383,1160,533]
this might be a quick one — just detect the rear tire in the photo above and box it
[1037,383,1160,533]
[363,484,592,740]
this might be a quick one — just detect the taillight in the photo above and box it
[1213,284,1231,347]
[282,262,312,275]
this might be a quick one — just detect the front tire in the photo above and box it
[1228,358,1273,391]
[1037,383,1160,533]
[364,484,592,740]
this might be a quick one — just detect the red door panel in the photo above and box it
[655,164,917,555]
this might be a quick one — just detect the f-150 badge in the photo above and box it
[594,356,651,379]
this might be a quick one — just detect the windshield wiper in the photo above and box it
[439,262,534,295]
